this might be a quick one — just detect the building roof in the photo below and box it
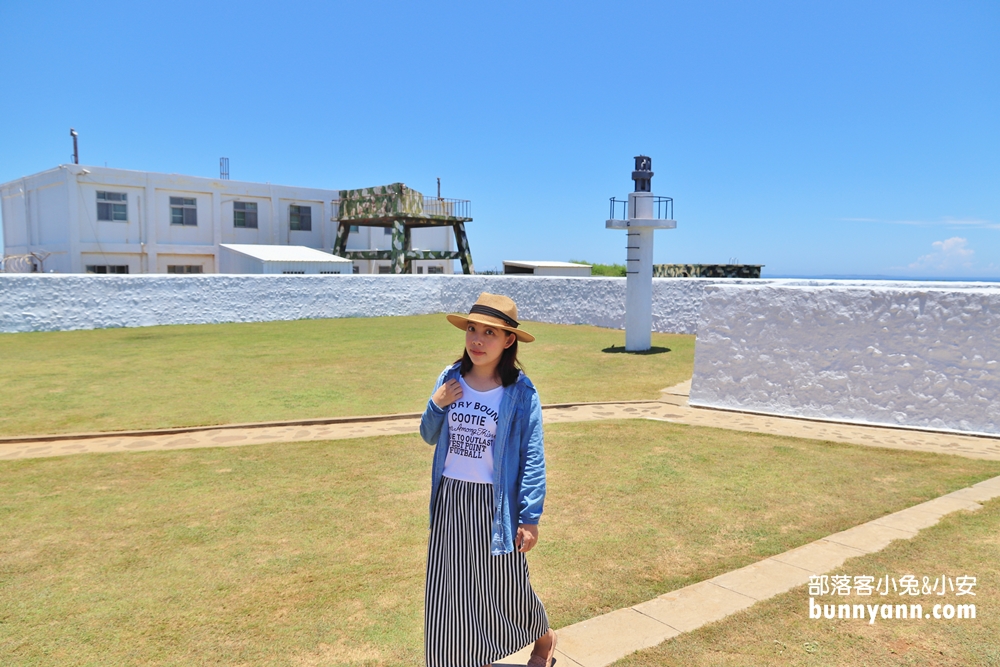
[503,260,592,269]
[0,164,339,195]
[219,244,351,263]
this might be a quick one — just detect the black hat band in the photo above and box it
[469,304,519,328]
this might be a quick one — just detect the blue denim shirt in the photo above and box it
[419,362,546,556]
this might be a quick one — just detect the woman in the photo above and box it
[419,293,557,667]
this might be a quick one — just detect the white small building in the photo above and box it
[503,260,592,277]
[219,244,352,274]
[0,164,455,274]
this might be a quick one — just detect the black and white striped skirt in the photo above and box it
[425,476,549,667]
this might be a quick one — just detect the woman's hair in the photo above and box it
[457,335,523,387]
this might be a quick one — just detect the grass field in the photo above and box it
[0,315,694,437]
[3,420,998,666]
[615,497,1000,667]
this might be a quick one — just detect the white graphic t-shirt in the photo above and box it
[442,377,503,484]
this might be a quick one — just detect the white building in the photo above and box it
[0,164,455,274]
[503,260,592,277]
[219,244,353,274]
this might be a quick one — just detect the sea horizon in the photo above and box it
[762,274,1000,283]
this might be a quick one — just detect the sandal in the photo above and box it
[526,629,557,667]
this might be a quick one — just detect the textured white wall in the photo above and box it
[6,275,998,436]
[0,274,750,334]
[690,283,1000,436]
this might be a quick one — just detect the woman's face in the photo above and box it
[465,321,516,370]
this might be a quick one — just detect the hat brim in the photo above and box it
[446,313,535,343]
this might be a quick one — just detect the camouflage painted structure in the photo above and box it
[653,264,763,278]
[334,183,474,274]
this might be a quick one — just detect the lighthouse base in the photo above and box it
[624,227,654,351]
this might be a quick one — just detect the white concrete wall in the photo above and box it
[0,274,750,334]
[5,274,997,436]
[156,254,215,274]
[534,266,592,277]
[690,283,1000,436]
[0,169,73,272]
[218,247,264,275]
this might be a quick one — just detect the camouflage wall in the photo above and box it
[654,264,763,278]
[337,183,424,221]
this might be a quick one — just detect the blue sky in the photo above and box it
[2,1,998,277]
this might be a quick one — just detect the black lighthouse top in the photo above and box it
[632,155,653,192]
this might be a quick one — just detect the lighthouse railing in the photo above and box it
[608,197,629,220]
[608,196,673,220]
[654,196,673,220]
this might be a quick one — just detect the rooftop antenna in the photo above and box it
[70,128,79,164]
[437,177,441,199]
[220,157,230,180]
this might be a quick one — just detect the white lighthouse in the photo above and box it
[606,155,676,351]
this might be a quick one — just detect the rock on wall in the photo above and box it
[0,274,750,335]
[690,283,1000,436]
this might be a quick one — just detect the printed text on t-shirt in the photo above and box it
[448,401,499,459]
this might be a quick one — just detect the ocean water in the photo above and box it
[763,274,1000,283]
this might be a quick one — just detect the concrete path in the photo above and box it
[498,475,1000,667]
[651,383,1000,462]
[0,416,426,461]
[2,381,999,462]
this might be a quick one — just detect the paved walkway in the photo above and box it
[3,383,999,665]
[3,381,999,462]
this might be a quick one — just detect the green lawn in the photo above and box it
[615,497,1000,667]
[0,315,694,437]
[2,420,998,666]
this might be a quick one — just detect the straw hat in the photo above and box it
[446,293,535,343]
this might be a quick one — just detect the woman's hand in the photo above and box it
[432,379,463,409]
[516,524,538,553]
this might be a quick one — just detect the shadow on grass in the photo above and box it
[601,345,671,355]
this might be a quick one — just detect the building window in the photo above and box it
[97,191,127,221]
[417,266,424,274]
[167,265,203,274]
[234,201,258,228]
[290,205,312,231]
[170,197,198,226]
[282,270,305,274]
[86,265,129,274]
[319,270,340,274]
[383,226,392,235]
[349,225,359,233]
[352,265,360,274]
[377,265,391,274]
[428,266,444,274]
